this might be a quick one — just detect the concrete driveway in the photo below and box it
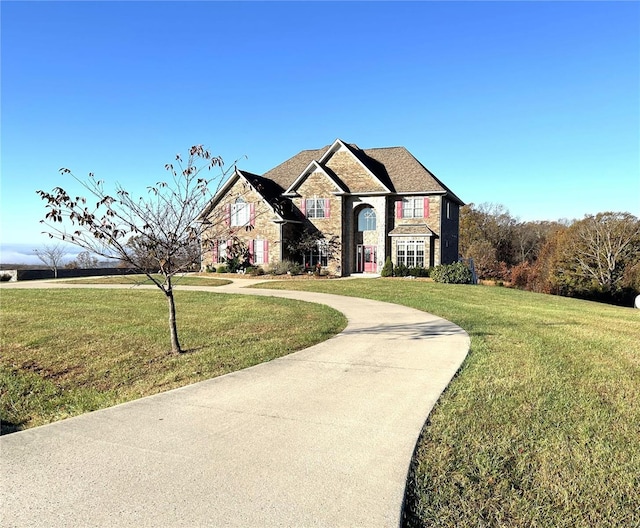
[0,278,469,527]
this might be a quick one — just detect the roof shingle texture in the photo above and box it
[261,143,462,203]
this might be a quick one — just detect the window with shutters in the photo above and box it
[215,240,227,263]
[305,198,329,218]
[252,240,268,265]
[401,197,424,219]
[231,198,250,226]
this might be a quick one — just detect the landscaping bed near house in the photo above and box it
[253,279,640,528]
[0,288,346,434]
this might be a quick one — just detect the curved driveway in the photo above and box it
[1,278,469,527]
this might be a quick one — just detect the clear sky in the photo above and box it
[1,1,639,263]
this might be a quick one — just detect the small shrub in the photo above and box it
[394,263,409,277]
[0,273,12,282]
[226,256,242,273]
[381,257,393,277]
[217,265,228,274]
[431,261,473,284]
[205,265,216,273]
[271,260,302,276]
[408,266,430,278]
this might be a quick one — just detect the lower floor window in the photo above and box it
[396,239,424,267]
[252,239,268,265]
[306,240,328,267]
[214,240,227,263]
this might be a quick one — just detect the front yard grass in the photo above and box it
[0,288,346,434]
[65,274,232,287]
[253,279,640,528]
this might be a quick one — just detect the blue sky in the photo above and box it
[1,1,639,263]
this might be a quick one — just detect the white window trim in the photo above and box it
[254,240,266,265]
[306,197,326,219]
[231,198,250,227]
[402,197,423,219]
[396,239,425,267]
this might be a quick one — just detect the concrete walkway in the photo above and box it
[0,278,470,527]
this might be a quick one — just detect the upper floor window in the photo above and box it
[304,198,330,219]
[397,197,429,219]
[231,198,250,227]
[358,207,377,231]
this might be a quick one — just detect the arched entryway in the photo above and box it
[355,206,377,273]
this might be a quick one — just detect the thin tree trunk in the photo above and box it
[166,288,182,354]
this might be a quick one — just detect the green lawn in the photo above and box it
[0,288,346,434]
[253,279,640,528]
[65,274,232,287]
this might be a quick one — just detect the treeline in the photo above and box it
[460,203,640,306]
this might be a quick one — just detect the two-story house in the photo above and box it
[200,139,463,276]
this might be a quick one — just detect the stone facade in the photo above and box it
[200,139,463,276]
[294,170,343,275]
[201,178,281,268]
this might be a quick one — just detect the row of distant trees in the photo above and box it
[460,203,640,305]
[34,240,169,278]
[33,245,100,278]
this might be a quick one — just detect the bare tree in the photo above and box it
[37,145,233,354]
[34,243,66,278]
[567,212,640,293]
[70,250,100,269]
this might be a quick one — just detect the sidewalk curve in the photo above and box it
[0,278,470,527]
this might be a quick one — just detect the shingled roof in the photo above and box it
[262,147,328,190]
[241,171,298,221]
[261,141,463,204]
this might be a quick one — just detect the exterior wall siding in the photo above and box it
[390,195,442,267]
[294,170,343,275]
[325,147,386,193]
[440,198,460,264]
[201,178,281,269]
[201,143,462,276]
[347,196,387,274]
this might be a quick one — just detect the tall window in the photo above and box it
[358,207,376,231]
[401,197,424,219]
[396,239,425,267]
[231,198,249,226]
[305,198,328,218]
[215,240,227,263]
[253,240,267,265]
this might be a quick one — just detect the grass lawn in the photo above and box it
[253,279,640,527]
[65,274,232,287]
[0,288,346,434]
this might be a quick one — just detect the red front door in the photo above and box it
[357,245,377,273]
